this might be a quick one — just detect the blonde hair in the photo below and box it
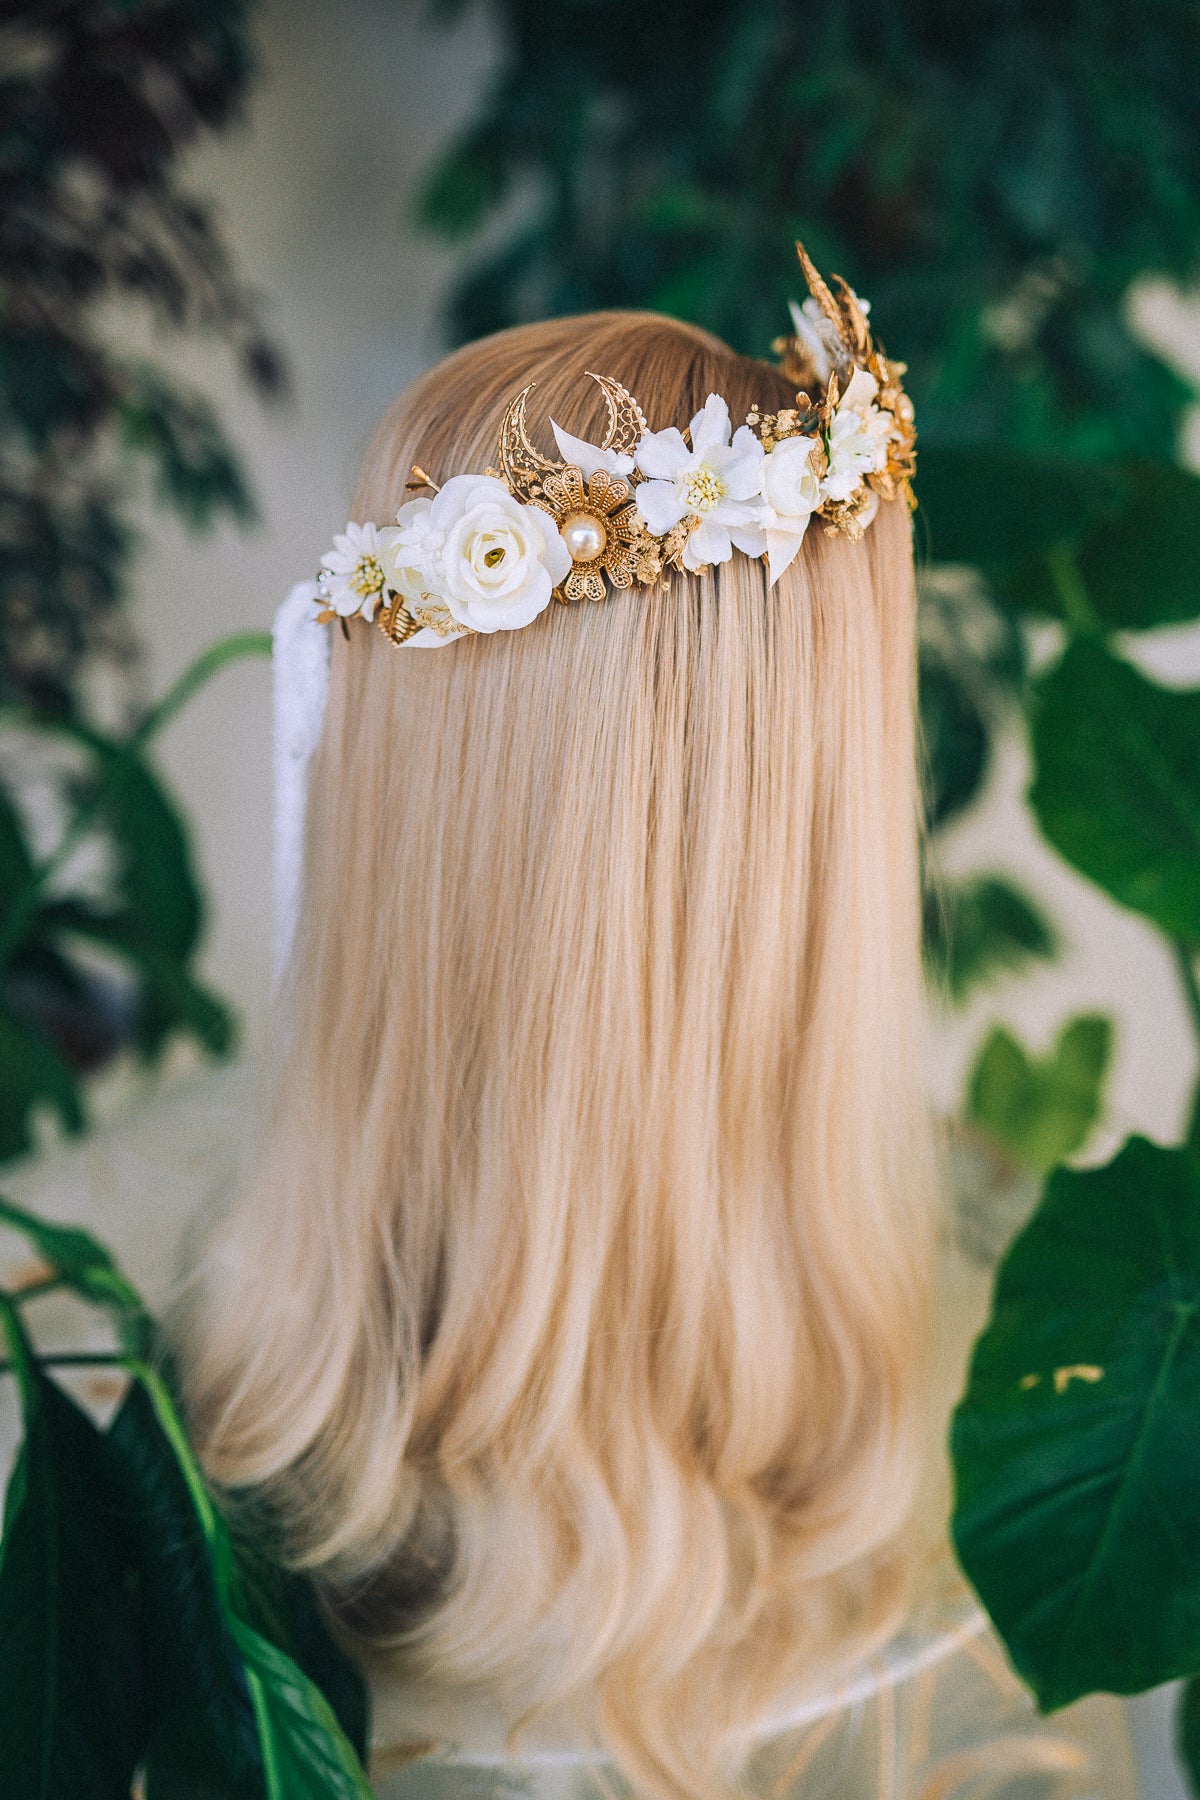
[177,311,938,1800]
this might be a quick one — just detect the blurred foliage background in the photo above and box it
[0,0,278,1159]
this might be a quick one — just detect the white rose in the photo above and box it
[759,435,823,586]
[424,474,571,634]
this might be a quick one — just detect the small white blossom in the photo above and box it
[759,435,823,585]
[822,367,894,503]
[318,520,391,620]
[383,475,571,637]
[634,394,766,571]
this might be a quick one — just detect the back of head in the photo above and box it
[178,308,937,1800]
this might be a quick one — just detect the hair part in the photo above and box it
[175,310,938,1800]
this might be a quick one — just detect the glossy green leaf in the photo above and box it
[0,1008,84,1163]
[1074,463,1200,629]
[906,446,1124,568]
[0,1194,148,1353]
[966,1015,1112,1174]
[923,873,1057,1003]
[1177,1675,1200,1800]
[0,1321,148,1799]
[952,1138,1200,1710]
[1030,637,1200,941]
[53,723,204,963]
[119,1368,373,1800]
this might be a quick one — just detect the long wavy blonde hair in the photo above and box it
[177,311,937,1800]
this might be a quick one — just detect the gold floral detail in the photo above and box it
[530,466,643,602]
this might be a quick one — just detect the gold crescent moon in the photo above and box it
[496,382,562,489]
[585,372,649,456]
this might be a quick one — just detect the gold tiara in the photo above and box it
[313,244,915,648]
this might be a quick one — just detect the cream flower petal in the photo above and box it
[635,426,691,480]
[684,519,733,569]
[550,421,635,480]
[635,479,688,535]
[729,519,768,559]
[688,393,732,456]
[841,366,879,413]
[765,522,811,587]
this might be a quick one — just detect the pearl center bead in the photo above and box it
[561,510,607,564]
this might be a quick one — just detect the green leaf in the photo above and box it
[923,874,1057,1003]
[54,725,205,963]
[914,447,1126,568]
[918,654,989,828]
[1178,1675,1200,1800]
[0,785,35,906]
[0,1194,147,1337]
[0,1332,149,1799]
[116,1369,373,1800]
[1029,637,1200,940]
[951,1138,1200,1710]
[106,1381,269,1800]
[1073,462,1200,630]
[0,1008,85,1164]
[966,1015,1113,1175]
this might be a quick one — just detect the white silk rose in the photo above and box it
[383,474,572,639]
[759,435,823,585]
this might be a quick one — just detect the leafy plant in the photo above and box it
[0,632,269,1164]
[0,0,283,1125]
[965,1014,1113,1177]
[0,1195,372,1798]
[0,0,281,712]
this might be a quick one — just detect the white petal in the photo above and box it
[722,446,766,503]
[550,421,634,480]
[635,480,688,535]
[765,522,810,587]
[635,426,690,480]
[684,519,733,569]
[841,367,879,413]
[688,393,731,455]
[402,624,470,648]
[714,497,765,526]
[728,519,767,558]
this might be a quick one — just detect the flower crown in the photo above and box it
[314,245,915,648]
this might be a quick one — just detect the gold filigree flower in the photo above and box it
[531,465,644,602]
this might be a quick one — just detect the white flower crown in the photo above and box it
[313,245,916,649]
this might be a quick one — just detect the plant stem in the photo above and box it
[0,1350,121,1377]
[129,630,271,750]
[1046,543,1103,636]
[0,629,271,973]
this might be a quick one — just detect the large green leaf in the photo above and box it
[923,872,1057,1003]
[951,1138,1200,1710]
[1073,463,1200,630]
[1030,637,1200,940]
[56,724,204,963]
[913,446,1125,568]
[965,1015,1112,1174]
[0,1323,148,1799]
[123,1368,373,1800]
[0,1008,84,1163]
[1178,1675,1200,1800]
